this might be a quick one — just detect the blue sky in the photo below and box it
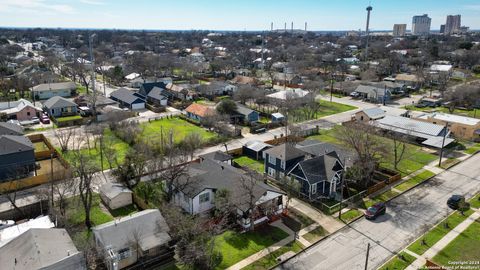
[0,0,479,31]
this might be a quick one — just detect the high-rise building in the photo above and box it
[412,14,431,35]
[445,15,461,35]
[393,24,407,37]
[440,24,446,34]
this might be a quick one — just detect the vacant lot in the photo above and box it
[291,100,357,122]
[139,117,217,144]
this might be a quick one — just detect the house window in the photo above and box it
[27,112,30,116]
[268,167,275,177]
[51,109,55,115]
[312,183,317,194]
[199,192,210,203]
[268,155,276,165]
[280,160,285,170]
[118,248,131,260]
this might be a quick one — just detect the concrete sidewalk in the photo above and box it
[289,198,344,233]
[406,210,480,270]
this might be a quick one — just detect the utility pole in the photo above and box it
[438,122,449,167]
[364,243,371,270]
[50,152,54,212]
[89,33,97,121]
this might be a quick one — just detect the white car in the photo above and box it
[350,91,360,98]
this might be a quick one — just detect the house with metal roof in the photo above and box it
[415,112,480,141]
[374,115,455,148]
[0,228,86,270]
[31,81,77,99]
[109,88,146,110]
[93,209,173,270]
[42,96,78,118]
[0,99,42,121]
[354,107,386,122]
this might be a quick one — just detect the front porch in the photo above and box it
[238,196,284,230]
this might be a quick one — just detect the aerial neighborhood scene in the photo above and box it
[1,0,480,269]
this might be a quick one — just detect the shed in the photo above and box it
[243,140,272,160]
[99,183,133,210]
[271,112,285,123]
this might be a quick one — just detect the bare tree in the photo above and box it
[239,171,261,231]
[112,143,150,189]
[54,127,75,152]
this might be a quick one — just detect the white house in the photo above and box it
[99,183,133,210]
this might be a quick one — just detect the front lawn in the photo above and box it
[139,117,217,144]
[56,115,83,122]
[214,225,289,269]
[302,226,327,243]
[437,158,460,169]
[288,208,316,228]
[291,100,357,122]
[242,241,304,270]
[432,218,480,268]
[379,252,416,270]
[407,209,474,255]
[233,156,265,174]
[364,189,400,208]
[394,170,435,192]
[338,208,363,223]
[469,193,480,209]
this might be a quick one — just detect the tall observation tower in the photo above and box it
[365,5,373,60]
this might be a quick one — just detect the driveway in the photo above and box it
[276,153,480,270]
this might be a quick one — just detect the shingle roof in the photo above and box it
[289,152,343,184]
[140,82,167,95]
[235,103,255,117]
[110,88,145,105]
[0,122,24,136]
[355,85,390,97]
[32,82,77,92]
[99,183,132,200]
[93,209,171,252]
[43,96,77,109]
[147,87,168,101]
[362,107,386,119]
[199,150,233,162]
[264,143,305,161]
[295,140,352,164]
[185,103,214,117]
[0,135,34,155]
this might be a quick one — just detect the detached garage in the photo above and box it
[99,183,133,210]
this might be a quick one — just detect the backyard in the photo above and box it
[213,225,289,269]
[291,100,357,123]
[233,156,265,174]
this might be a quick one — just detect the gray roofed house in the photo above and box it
[93,209,173,270]
[243,140,272,160]
[146,87,168,106]
[199,150,233,164]
[0,135,35,180]
[43,96,78,118]
[32,82,77,99]
[99,183,133,210]
[354,85,392,103]
[173,159,285,229]
[0,122,24,136]
[264,143,307,179]
[354,107,386,122]
[375,115,455,148]
[295,140,354,167]
[110,88,145,110]
[234,103,259,123]
[0,228,86,270]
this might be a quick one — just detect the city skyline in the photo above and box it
[0,0,480,31]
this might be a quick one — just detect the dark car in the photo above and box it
[447,195,469,210]
[365,202,386,220]
[40,113,50,124]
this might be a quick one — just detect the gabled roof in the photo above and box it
[110,88,145,105]
[0,122,24,136]
[264,143,305,161]
[235,103,255,117]
[32,82,77,92]
[147,87,168,101]
[185,103,214,117]
[0,228,84,270]
[289,152,343,184]
[244,140,272,152]
[43,96,77,109]
[199,150,233,162]
[0,135,34,155]
[99,183,132,200]
[355,85,390,97]
[140,82,167,95]
[361,107,386,120]
[93,209,171,252]
[0,216,55,248]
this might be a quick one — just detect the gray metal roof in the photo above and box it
[362,107,386,119]
[32,82,77,92]
[0,135,33,155]
[93,209,171,253]
[0,228,84,270]
[235,103,255,117]
[244,140,272,152]
[43,96,77,109]
[0,122,24,136]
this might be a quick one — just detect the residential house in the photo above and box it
[0,216,55,248]
[266,88,310,102]
[0,228,86,270]
[146,87,168,107]
[234,103,259,124]
[288,152,344,200]
[264,144,306,179]
[138,82,167,97]
[185,103,215,121]
[99,183,133,210]
[199,150,233,165]
[93,209,173,270]
[0,123,35,180]
[375,115,455,148]
[110,88,145,110]
[415,112,480,141]
[172,158,285,229]
[272,72,302,85]
[201,81,237,98]
[43,96,78,118]
[0,122,24,136]
[74,94,118,109]
[231,75,256,85]
[369,81,407,95]
[165,83,196,101]
[395,74,423,89]
[354,85,392,104]
[0,99,42,121]
[354,107,386,122]
[32,82,77,100]
[243,140,272,160]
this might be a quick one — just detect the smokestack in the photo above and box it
[271,22,273,31]
[365,5,373,60]
[305,22,307,31]
[291,21,294,32]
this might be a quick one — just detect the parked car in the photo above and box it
[350,91,360,98]
[365,202,386,220]
[31,116,40,124]
[40,114,50,124]
[0,220,14,230]
[447,195,469,210]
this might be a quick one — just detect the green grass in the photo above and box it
[288,208,316,228]
[379,252,416,270]
[338,208,363,223]
[132,181,166,209]
[66,193,114,226]
[432,218,480,268]
[302,226,327,243]
[364,190,401,208]
[394,170,436,192]
[33,141,49,152]
[109,204,138,217]
[407,209,474,255]
[306,127,437,177]
[61,128,131,170]
[233,156,265,174]
[242,241,304,270]
[469,193,480,209]
[139,117,217,144]
[56,115,83,122]
[291,100,357,122]
[437,158,460,169]
[404,105,480,119]
[214,226,289,269]
[464,143,480,155]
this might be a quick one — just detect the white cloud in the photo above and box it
[80,0,105,5]
[0,0,74,14]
